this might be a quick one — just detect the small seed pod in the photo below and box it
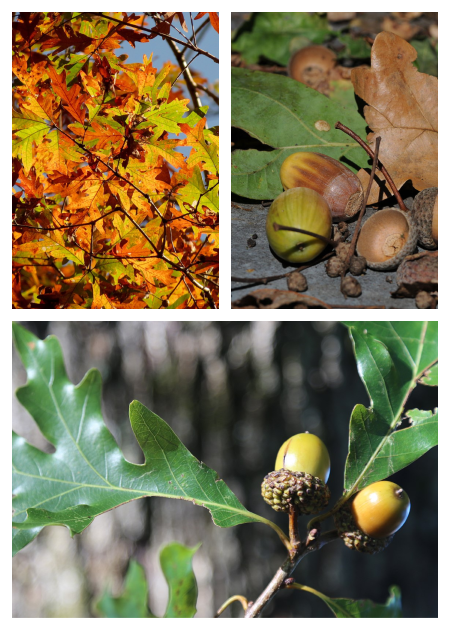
[356,209,418,270]
[348,255,367,276]
[287,271,308,292]
[280,152,364,222]
[266,188,332,263]
[341,276,361,297]
[326,257,345,278]
[335,242,351,262]
[412,187,438,249]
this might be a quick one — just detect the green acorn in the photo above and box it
[261,433,331,514]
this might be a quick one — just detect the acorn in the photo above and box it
[412,187,438,249]
[261,433,331,514]
[280,152,364,222]
[334,481,410,553]
[288,46,336,95]
[356,209,418,271]
[266,187,332,263]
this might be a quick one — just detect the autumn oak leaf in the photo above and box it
[352,31,437,202]
[47,66,88,124]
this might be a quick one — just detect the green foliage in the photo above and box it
[314,585,402,618]
[232,12,330,65]
[12,324,271,556]
[96,560,156,618]
[96,543,199,618]
[411,39,438,77]
[342,322,438,491]
[231,68,369,200]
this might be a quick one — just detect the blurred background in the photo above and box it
[12,321,438,617]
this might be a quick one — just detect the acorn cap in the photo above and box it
[261,469,331,514]
[356,209,418,271]
[334,502,393,554]
[413,187,438,249]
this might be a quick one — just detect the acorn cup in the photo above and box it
[412,187,438,249]
[261,433,331,515]
[356,208,418,271]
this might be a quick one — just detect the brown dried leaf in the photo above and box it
[352,32,438,203]
[231,288,330,309]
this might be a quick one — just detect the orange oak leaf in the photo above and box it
[352,31,438,202]
[195,12,219,33]
[12,12,218,309]
[47,65,88,124]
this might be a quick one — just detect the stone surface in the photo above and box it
[231,203,418,308]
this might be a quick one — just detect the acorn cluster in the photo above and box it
[261,434,411,555]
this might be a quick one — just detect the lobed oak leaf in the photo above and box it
[47,65,88,124]
[352,31,438,202]
[179,119,219,174]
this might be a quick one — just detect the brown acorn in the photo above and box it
[288,46,336,94]
[280,152,364,222]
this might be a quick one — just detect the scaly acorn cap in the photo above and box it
[261,469,331,514]
[333,502,393,554]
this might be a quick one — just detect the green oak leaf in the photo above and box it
[232,12,331,66]
[342,322,437,492]
[419,363,438,386]
[96,543,199,618]
[310,585,402,618]
[344,404,437,490]
[231,68,369,200]
[12,324,281,556]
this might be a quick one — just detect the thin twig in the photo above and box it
[344,135,381,271]
[88,13,219,63]
[231,252,335,286]
[244,530,339,618]
[335,121,408,212]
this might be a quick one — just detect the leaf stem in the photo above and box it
[272,223,337,247]
[214,595,248,617]
[335,121,408,212]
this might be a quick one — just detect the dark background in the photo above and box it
[12,321,438,617]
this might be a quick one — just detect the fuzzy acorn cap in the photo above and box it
[261,469,331,514]
[413,187,438,249]
[333,502,393,554]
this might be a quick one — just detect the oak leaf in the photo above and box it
[352,32,437,203]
